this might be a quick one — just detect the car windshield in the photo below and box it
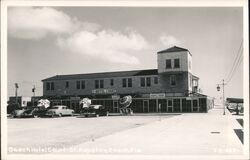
[52,106,59,109]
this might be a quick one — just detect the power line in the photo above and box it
[225,39,243,83]
[226,50,243,84]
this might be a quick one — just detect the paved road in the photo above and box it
[62,108,244,156]
[7,108,245,158]
[7,114,175,154]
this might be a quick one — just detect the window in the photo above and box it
[174,59,180,68]
[110,79,114,86]
[51,82,55,90]
[46,82,50,90]
[122,78,127,88]
[76,81,80,89]
[100,80,104,88]
[81,80,85,89]
[154,77,158,84]
[128,78,132,87]
[168,100,173,106]
[65,81,69,88]
[140,77,145,87]
[166,59,172,69]
[170,75,176,86]
[95,80,104,89]
[146,77,151,87]
[95,80,99,89]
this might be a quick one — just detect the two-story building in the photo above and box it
[42,46,213,113]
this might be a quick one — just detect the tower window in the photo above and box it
[166,59,172,69]
[174,59,180,68]
[170,75,176,86]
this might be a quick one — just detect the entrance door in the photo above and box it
[167,99,173,112]
[193,99,198,112]
[113,101,119,113]
[143,100,149,113]
[186,100,192,112]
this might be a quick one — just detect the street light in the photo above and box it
[216,79,226,115]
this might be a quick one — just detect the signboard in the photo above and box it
[150,93,166,99]
[186,97,192,100]
[92,89,117,94]
[112,95,120,100]
[70,97,81,100]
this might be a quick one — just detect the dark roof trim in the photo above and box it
[42,69,158,81]
[157,46,192,56]
[226,98,243,103]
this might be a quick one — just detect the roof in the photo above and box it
[42,69,158,81]
[226,98,243,103]
[157,46,191,55]
[192,75,199,80]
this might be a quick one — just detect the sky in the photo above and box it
[7,6,244,102]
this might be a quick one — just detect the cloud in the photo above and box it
[57,29,148,65]
[8,7,149,65]
[159,34,181,47]
[8,7,99,39]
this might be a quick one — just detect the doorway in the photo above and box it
[143,100,149,113]
[113,100,119,113]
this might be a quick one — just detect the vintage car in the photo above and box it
[80,105,109,117]
[12,108,34,118]
[32,106,50,118]
[46,105,74,117]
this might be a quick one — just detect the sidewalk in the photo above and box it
[61,108,244,156]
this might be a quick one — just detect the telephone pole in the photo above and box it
[15,83,18,104]
[217,79,226,115]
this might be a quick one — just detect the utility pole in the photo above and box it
[217,79,226,115]
[32,85,36,107]
[15,83,18,105]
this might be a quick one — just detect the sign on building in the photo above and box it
[92,89,117,94]
[150,93,166,99]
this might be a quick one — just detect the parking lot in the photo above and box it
[7,114,176,154]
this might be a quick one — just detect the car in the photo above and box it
[80,105,109,117]
[32,106,50,118]
[12,108,34,118]
[46,105,74,117]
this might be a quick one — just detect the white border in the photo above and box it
[1,0,249,160]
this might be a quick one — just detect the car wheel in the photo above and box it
[51,113,55,118]
[58,113,62,117]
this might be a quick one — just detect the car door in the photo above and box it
[65,107,71,115]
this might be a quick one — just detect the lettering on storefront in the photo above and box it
[112,95,120,100]
[92,89,117,94]
[150,93,166,99]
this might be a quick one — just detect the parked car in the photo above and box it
[12,108,34,118]
[32,106,50,118]
[80,105,109,117]
[46,105,74,117]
